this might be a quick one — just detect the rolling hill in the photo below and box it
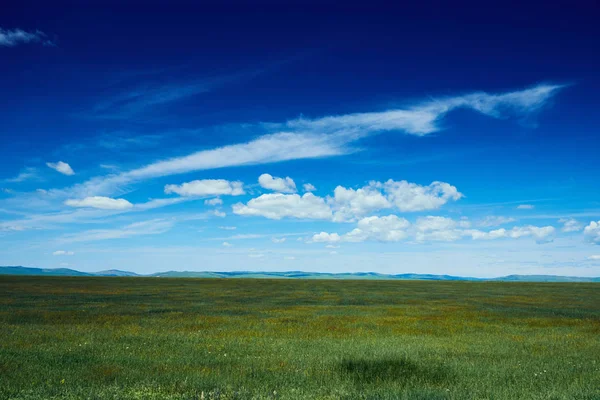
[0,266,598,282]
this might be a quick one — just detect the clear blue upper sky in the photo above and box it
[1,1,599,277]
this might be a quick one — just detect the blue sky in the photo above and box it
[1,2,599,277]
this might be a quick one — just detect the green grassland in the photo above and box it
[0,277,598,399]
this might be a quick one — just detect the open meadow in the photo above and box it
[0,276,598,399]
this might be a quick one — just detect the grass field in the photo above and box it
[0,276,598,399]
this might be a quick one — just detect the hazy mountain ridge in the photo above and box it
[1,266,598,282]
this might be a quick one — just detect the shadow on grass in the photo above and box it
[340,357,453,386]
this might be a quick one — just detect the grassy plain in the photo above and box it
[0,276,598,399]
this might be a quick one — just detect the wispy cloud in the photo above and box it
[59,83,563,199]
[65,196,133,210]
[52,250,74,256]
[0,28,55,47]
[517,204,535,210]
[58,219,174,243]
[165,179,245,197]
[281,83,564,137]
[66,132,349,197]
[87,65,270,120]
[4,167,38,183]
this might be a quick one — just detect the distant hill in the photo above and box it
[95,270,140,277]
[489,274,600,282]
[0,266,92,276]
[1,266,598,282]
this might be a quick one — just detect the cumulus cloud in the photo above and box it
[348,215,411,242]
[327,180,463,221]
[213,210,226,218]
[258,173,296,193]
[312,215,410,243]
[222,242,233,247]
[233,193,332,220]
[312,215,555,244]
[303,183,316,192]
[517,204,535,210]
[165,179,244,197]
[272,237,286,243]
[312,232,342,243]
[0,28,55,47]
[467,225,556,244]
[65,196,133,210]
[205,198,223,206]
[584,221,600,245]
[330,185,391,222]
[380,180,463,212]
[47,161,75,176]
[235,179,462,222]
[587,255,600,261]
[52,250,74,256]
[559,218,583,233]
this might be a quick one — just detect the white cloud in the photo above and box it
[517,204,535,210]
[233,193,332,220]
[205,198,223,206]
[258,173,296,193]
[72,132,348,197]
[284,256,296,260]
[325,244,339,249]
[47,161,75,176]
[584,221,600,245]
[213,210,226,218]
[312,215,556,245]
[329,251,338,255]
[65,196,133,210]
[559,218,583,233]
[415,216,468,232]
[330,185,391,222]
[328,180,463,222]
[587,255,600,261]
[380,180,463,212]
[272,237,286,243]
[219,226,237,230]
[52,250,74,256]
[165,179,244,197]
[61,84,562,198]
[468,225,556,244]
[313,215,410,243]
[478,216,516,227]
[0,28,54,47]
[58,219,173,243]
[234,179,462,223]
[303,183,316,192]
[312,232,342,243]
[132,197,189,211]
[285,84,563,137]
[5,167,38,183]
[354,215,410,242]
[222,242,233,247]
